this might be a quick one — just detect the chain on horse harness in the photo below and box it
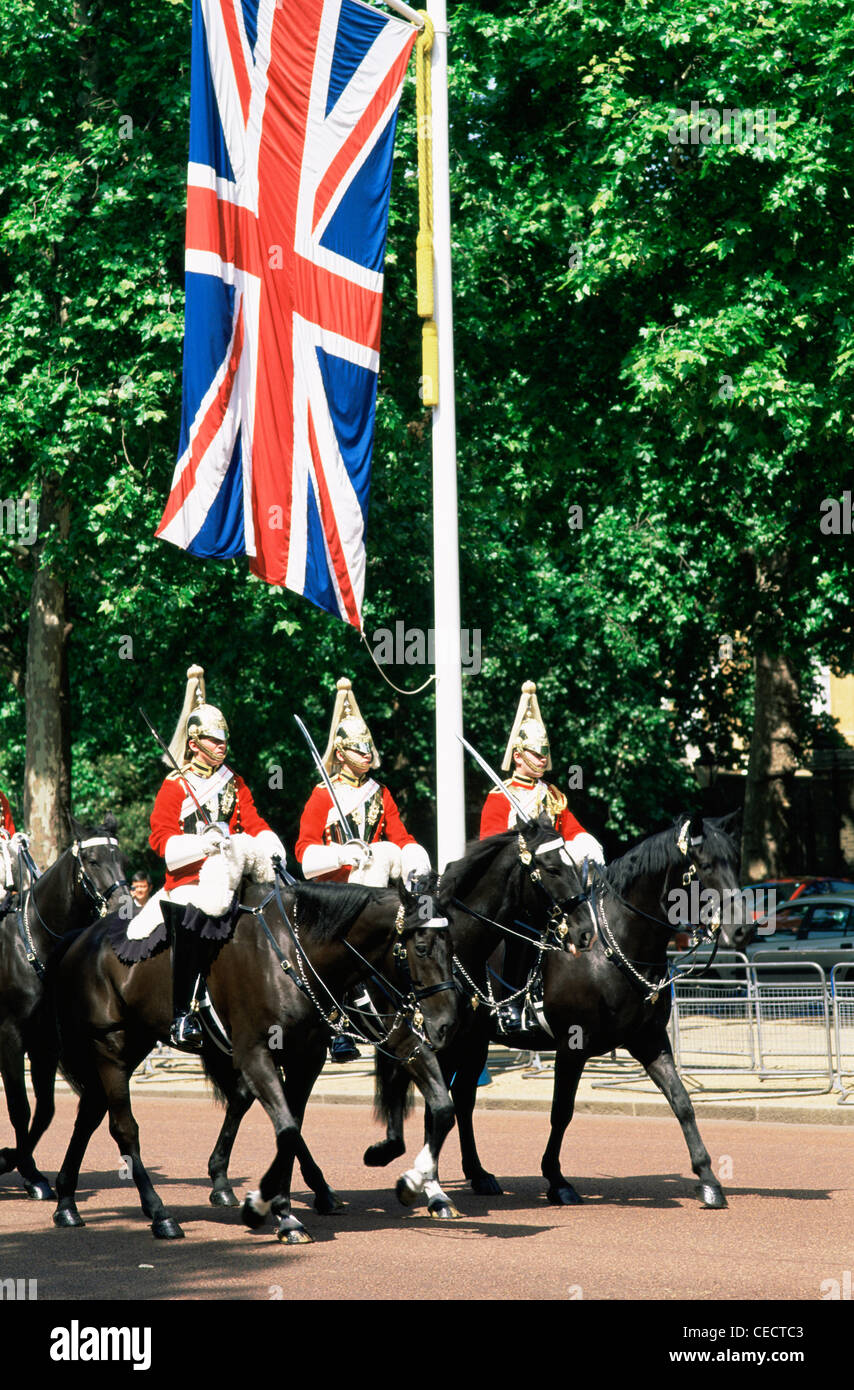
[241,871,454,1063]
[446,832,598,1017]
[590,821,723,1005]
[14,835,128,980]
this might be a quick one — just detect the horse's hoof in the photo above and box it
[314,1190,345,1215]
[395,1175,421,1209]
[241,1196,268,1231]
[25,1179,54,1201]
[152,1216,184,1239]
[0,1148,17,1176]
[469,1173,503,1197]
[428,1196,461,1220]
[209,1188,239,1208]
[276,1218,312,1245]
[363,1138,406,1168]
[547,1184,583,1206]
[53,1206,85,1229]
[698,1183,727,1209]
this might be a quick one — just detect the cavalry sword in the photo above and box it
[139,705,215,828]
[457,734,532,824]
[293,713,368,853]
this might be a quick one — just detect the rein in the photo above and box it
[443,833,596,1019]
[589,834,725,1004]
[242,874,452,1061]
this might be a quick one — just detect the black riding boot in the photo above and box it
[165,903,204,1051]
[495,937,536,1038]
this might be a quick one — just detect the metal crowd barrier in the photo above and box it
[669,955,837,1094]
[831,963,854,1103]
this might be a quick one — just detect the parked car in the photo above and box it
[672,894,854,985]
[746,894,854,981]
[740,876,854,922]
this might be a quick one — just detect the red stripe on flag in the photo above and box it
[221,0,253,126]
[157,300,246,535]
[312,42,414,235]
[293,254,383,352]
[306,403,360,628]
[185,185,262,278]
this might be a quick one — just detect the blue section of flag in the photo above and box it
[319,115,399,272]
[177,273,237,458]
[188,431,246,558]
[304,482,340,616]
[315,347,376,526]
[325,0,387,117]
[241,0,259,56]
[188,0,236,184]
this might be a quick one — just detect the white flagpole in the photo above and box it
[426,0,466,868]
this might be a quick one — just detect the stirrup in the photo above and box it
[170,1013,203,1051]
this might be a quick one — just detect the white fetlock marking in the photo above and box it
[424,1179,449,1204]
[413,1142,436,1181]
[247,1189,272,1217]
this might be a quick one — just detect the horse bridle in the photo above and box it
[70,836,130,919]
[589,823,724,1002]
[14,834,129,978]
[517,832,600,949]
[253,874,455,1059]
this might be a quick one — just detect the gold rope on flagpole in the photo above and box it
[416,12,438,407]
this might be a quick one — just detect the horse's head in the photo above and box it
[676,812,749,949]
[394,877,458,1051]
[66,812,132,920]
[515,814,598,954]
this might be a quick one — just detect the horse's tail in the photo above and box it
[373,1046,414,1126]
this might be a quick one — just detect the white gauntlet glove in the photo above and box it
[253,829,288,866]
[302,841,368,879]
[564,832,605,868]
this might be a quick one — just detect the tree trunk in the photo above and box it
[741,647,800,880]
[24,476,71,864]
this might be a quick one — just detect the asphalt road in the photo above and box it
[2,1093,852,1308]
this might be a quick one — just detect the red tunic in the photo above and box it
[149,767,269,890]
[296,781,415,884]
[0,790,15,836]
[479,777,586,841]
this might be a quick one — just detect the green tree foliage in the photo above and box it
[1,0,852,870]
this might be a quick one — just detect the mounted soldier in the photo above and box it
[0,788,30,905]
[139,664,287,1049]
[296,677,430,888]
[479,680,605,1034]
[296,677,431,1062]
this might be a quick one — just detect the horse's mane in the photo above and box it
[438,828,523,902]
[293,881,392,942]
[606,816,738,895]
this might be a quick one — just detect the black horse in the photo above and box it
[362,814,597,1211]
[0,815,129,1198]
[48,871,460,1243]
[200,813,593,1223]
[368,814,746,1212]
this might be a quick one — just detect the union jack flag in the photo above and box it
[157,0,417,627]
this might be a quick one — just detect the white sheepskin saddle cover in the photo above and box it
[126,834,273,941]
